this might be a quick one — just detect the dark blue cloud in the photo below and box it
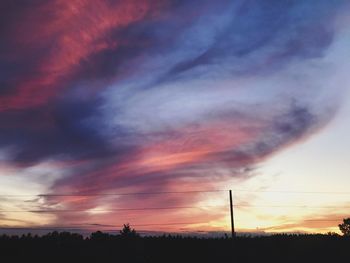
[0,98,129,164]
[166,0,342,79]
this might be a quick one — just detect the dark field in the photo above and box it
[1,232,349,263]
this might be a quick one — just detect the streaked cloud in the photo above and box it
[0,0,349,232]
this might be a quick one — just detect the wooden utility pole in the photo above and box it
[229,190,236,238]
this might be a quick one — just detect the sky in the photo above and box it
[0,0,350,235]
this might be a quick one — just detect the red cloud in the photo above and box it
[0,0,167,111]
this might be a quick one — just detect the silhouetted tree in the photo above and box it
[90,231,112,241]
[339,218,350,236]
[120,223,139,238]
[326,231,339,237]
[1,232,350,262]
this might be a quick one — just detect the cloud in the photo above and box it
[260,212,348,233]
[0,0,348,228]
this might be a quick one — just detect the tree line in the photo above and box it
[0,220,349,262]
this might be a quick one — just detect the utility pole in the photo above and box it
[229,190,236,239]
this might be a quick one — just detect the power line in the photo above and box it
[1,204,350,213]
[232,189,350,195]
[302,219,344,222]
[0,205,225,213]
[234,205,350,209]
[1,189,348,234]
[1,189,350,197]
[0,218,343,233]
[0,222,208,231]
[0,190,226,197]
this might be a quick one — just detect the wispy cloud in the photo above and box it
[0,0,349,229]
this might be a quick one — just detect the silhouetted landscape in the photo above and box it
[1,225,350,263]
[1,1,350,262]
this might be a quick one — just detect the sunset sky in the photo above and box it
[0,0,350,235]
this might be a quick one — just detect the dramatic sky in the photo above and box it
[1,0,350,235]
